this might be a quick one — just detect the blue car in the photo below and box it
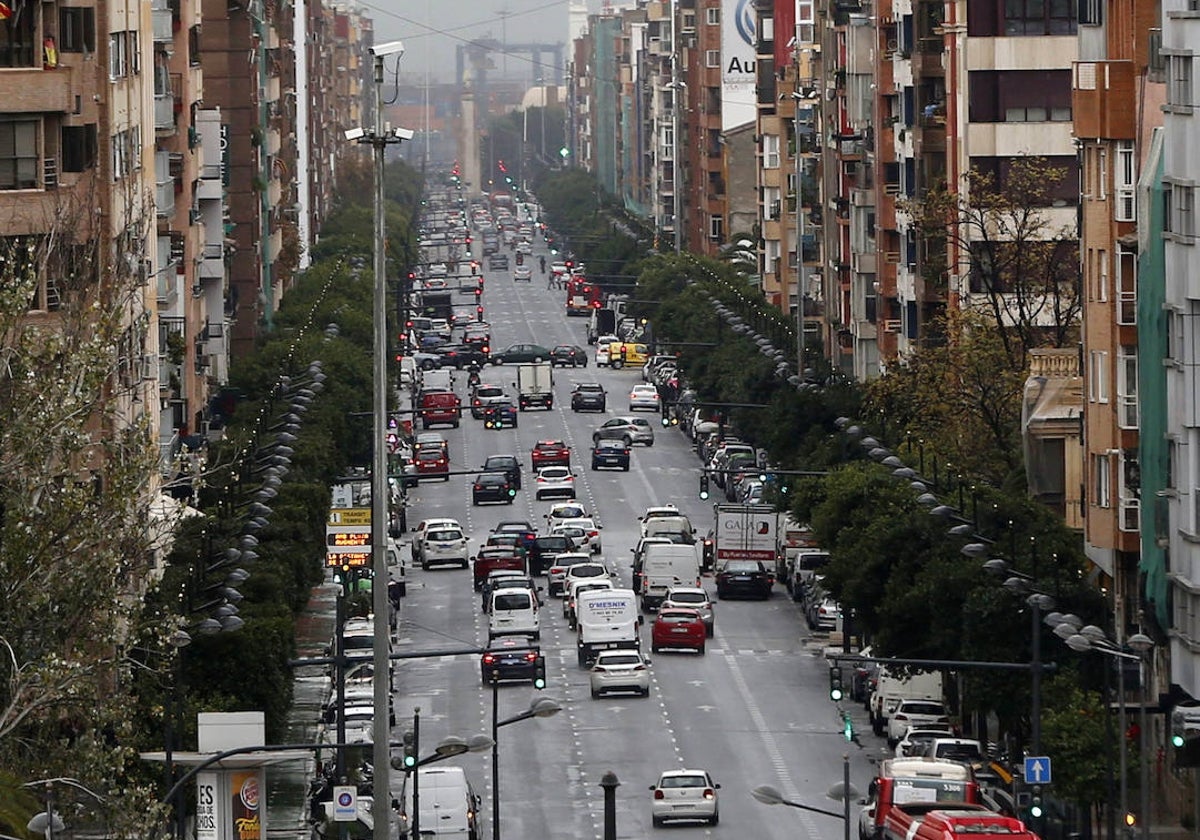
[484,401,518,429]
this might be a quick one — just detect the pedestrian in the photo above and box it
[539,255,546,274]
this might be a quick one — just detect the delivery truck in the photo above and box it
[576,588,640,667]
[515,362,554,410]
[713,504,780,568]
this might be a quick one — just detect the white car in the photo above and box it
[412,517,463,564]
[650,769,720,826]
[558,516,602,552]
[589,649,651,698]
[886,699,952,745]
[661,587,714,635]
[423,278,448,291]
[595,335,618,366]
[534,466,576,500]
[893,724,955,758]
[546,551,594,597]
[628,384,661,411]
[421,525,470,570]
[513,265,533,282]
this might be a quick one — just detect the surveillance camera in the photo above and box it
[344,126,365,141]
[394,127,416,141]
[370,40,405,59]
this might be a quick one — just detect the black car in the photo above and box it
[490,343,551,364]
[550,344,588,367]
[473,472,516,505]
[433,343,489,369]
[482,454,522,489]
[480,635,545,686]
[715,560,774,600]
[591,439,631,471]
[487,253,509,270]
[527,534,578,576]
[484,401,519,429]
[571,382,607,412]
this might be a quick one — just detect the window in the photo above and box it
[709,214,724,241]
[0,3,36,67]
[1089,349,1109,403]
[62,124,98,172]
[1095,248,1108,302]
[111,128,140,180]
[0,118,39,190]
[764,186,781,219]
[1168,54,1194,112]
[109,32,128,78]
[1117,346,1139,428]
[1115,141,1136,222]
[706,7,720,25]
[188,25,201,67]
[1004,0,1076,35]
[1093,453,1112,508]
[60,8,97,53]
[705,49,720,68]
[661,125,674,160]
[1166,182,1196,239]
[1149,29,1165,83]
[1079,0,1102,24]
[1098,146,1108,200]
[681,11,695,32]
[1116,243,1137,324]
[763,134,780,169]
[765,238,781,272]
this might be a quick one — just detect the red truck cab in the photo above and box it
[861,759,980,840]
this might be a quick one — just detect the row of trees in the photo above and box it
[534,166,1113,813]
[0,155,422,837]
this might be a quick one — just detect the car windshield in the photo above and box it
[427,530,462,541]
[578,384,603,392]
[541,469,570,479]
[659,612,696,624]
[493,593,530,610]
[476,387,504,398]
[570,565,605,577]
[660,776,706,789]
[417,451,443,461]
[596,441,623,450]
[478,475,505,485]
[669,592,707,605]
[554,527,586,538]
[937,743,983,761]
[903,702,947,716]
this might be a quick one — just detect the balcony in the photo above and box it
[200,242,224,279]
[4,66,74,113]
[155,152,175,219]
[152,0,174,44]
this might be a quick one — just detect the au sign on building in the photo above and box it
[722,0,757,130]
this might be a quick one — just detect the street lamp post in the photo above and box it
[491,693,562,840]
[1060,626,1154,838]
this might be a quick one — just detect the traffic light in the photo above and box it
[533,657,546,690]
[1029,786,1043,818]
[1123,812,1137,829]
[1171,705,1200,766]
[402,730,417,769]
[841,710,854,742]
[698,473,710,500]
[829,666,844,701]
[474,287,482,300]
[476,306,484,320]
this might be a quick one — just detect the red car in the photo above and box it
[651,608,707,654]
[531,439,571,469]
[414,448,450,481]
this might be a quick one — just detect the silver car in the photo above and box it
[588,649,651,697]
[593,416,655,447]
[662,587,715,636]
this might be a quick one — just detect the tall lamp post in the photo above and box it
[1058,625,1154,838]
[751,761,856,840]
[491,695,562,840]
[347,38,412,840]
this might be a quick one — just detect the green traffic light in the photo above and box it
[1030,804,1043,818]
[1173,733,1186,747]
[534,677,546,689]
[830,688,844,702]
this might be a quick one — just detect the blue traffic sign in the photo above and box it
[1023,756,1052,784]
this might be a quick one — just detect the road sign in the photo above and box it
[328,508,371,526]
[333,786,357,822]
[1023,756,1052,784]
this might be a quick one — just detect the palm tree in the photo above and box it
[719,231,758,276]
[0,770,40,839]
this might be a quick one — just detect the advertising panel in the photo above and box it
[230,770,262,840]
[722,0,757,130]
[195,772,218,840]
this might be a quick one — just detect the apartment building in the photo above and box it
[680,0,727,256]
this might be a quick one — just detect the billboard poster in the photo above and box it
[195,772,218,840]
[722,0,757,130]
[230,770,262,840]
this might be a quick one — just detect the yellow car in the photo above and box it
[609,342,649,369]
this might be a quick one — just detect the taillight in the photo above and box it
[703,789,715,800]
[588,531,599,538]
[653,790,665,800]
[482,654,496,665]
[474,484,482,491]
[524,652,538,662]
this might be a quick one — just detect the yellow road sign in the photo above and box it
[328,508,371,526]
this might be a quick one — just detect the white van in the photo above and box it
[421,368,454,393]
[397,765,482,840]
[488,587,540,641]
[639,543,702,612]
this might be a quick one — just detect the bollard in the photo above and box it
[599,771,620,840]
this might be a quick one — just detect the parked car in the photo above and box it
[651,608,707,654]
[589,649,651,698]
[571,382,607,412]
[649,769,719,826]
[714,560,774,600]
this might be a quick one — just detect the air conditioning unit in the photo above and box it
[882,251,901,264]
[884,184,901,196]
[883,319,902,333]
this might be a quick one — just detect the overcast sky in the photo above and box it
[375,0,612,85]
